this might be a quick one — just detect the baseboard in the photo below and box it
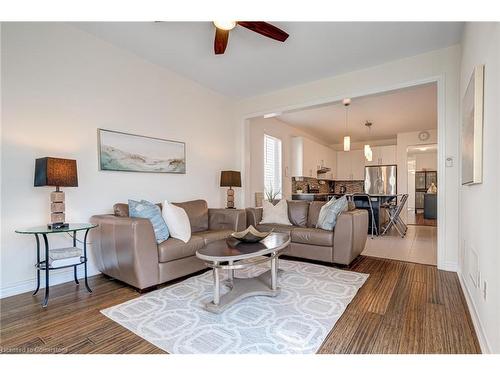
[457,271,492,353]
[0,267,101,299]
[440,261,458,272]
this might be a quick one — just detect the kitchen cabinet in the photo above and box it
[336,149,364,180]
[291,137,336,178]
[365,145,397,166]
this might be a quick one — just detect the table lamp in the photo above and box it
[220,170,241,209]
[34,157,78,229]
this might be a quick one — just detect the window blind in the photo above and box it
[264,134,282,198]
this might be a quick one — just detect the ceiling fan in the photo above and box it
[213,21,289,55]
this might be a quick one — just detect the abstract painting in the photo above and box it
[461,64,484,185]
[98,129,185,173]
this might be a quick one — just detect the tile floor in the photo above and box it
[361,224,437,265]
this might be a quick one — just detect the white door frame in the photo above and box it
[239,75,447,270]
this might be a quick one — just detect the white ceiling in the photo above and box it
[72,22,463,98]
[276,82,437,145]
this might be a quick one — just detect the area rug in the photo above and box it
[101,259,368,354]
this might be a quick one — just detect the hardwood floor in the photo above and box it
[0,256,480,354]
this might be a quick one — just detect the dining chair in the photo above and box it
[380,194,409,237]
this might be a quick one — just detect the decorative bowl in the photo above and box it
[230,225,272,243]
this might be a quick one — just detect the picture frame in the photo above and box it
[461,64,484,185]
[97,128,186,174]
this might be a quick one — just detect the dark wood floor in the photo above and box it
[0,256,480,354]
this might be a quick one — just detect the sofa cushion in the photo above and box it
[307,201,326,228]
[287,200,309,227]
[173,200,209,233]
[291,227,334,247]
[255,223,294,235]
[195,229,233,245]
[158,235,205,263]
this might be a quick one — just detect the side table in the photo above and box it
[15,223,98,307]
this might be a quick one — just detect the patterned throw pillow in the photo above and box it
[316,196,348,231]
[128,199,169,244]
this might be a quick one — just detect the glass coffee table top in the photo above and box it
[196,232,290,262]
[15,223,98,234]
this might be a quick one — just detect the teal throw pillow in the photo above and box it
[316,196,348,230]
[128,199,169,243]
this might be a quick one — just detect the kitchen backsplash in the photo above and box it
[332,180,364,194]
[292,177,332,194]
[292,178,365,194]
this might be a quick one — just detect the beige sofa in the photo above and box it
[90,200,246,291]
[246,200,368,265]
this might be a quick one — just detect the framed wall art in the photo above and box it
[461,64,484,185]
[98,129,186,174]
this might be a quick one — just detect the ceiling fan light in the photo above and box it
[213,21,237,31]
[344,136,351,152]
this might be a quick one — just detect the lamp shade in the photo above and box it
[34,157,78,187]
[220,170,241,187]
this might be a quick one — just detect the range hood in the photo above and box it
[317,167,331,174]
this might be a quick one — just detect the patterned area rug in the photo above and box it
[101,259,368,354]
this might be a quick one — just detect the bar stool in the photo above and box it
[381,194,409,237]
[351,193,378,239]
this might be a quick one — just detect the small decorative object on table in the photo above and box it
[15,223,97,307]
[220,170,241,209]
[230,225,272,243]
[34,157,78,229]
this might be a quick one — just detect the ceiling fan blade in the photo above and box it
[214,28,229,54]
[237,22,289,42]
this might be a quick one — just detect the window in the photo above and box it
[264,134,282,199]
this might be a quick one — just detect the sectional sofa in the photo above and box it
[90,199,368,291]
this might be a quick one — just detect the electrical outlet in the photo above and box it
[483,280,487,301]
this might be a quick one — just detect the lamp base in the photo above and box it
[226,187,235,209]
[48,222,69,230]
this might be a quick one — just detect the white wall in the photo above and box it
[1,23,237,297]
[415,151,437,170]
[458,22,500,353]
[236,46,461,272]
[247,117,331,206]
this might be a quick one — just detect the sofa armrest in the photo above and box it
[245,207,263,227]
[208,209,246,231]
[89,214,159,289]
[332,209,368,265]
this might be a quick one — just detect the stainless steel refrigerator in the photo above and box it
[364,165,397,195]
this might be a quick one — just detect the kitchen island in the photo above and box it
[348,194,397,235]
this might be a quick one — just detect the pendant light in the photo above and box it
[343,98,351,151]
[364,121,373,161]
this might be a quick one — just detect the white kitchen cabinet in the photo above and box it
[291,137,336,178]
[365,145,397,166]
[351,150,365,180]
[336,149,365,180]
[380,145,397,165]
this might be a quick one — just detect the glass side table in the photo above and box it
[15,223,98,307]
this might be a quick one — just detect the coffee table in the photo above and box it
[195,232,290,313]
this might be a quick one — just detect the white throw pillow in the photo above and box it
[161,200,191,243]
[260,199,292,225]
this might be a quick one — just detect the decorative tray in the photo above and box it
[230,225,272,243]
